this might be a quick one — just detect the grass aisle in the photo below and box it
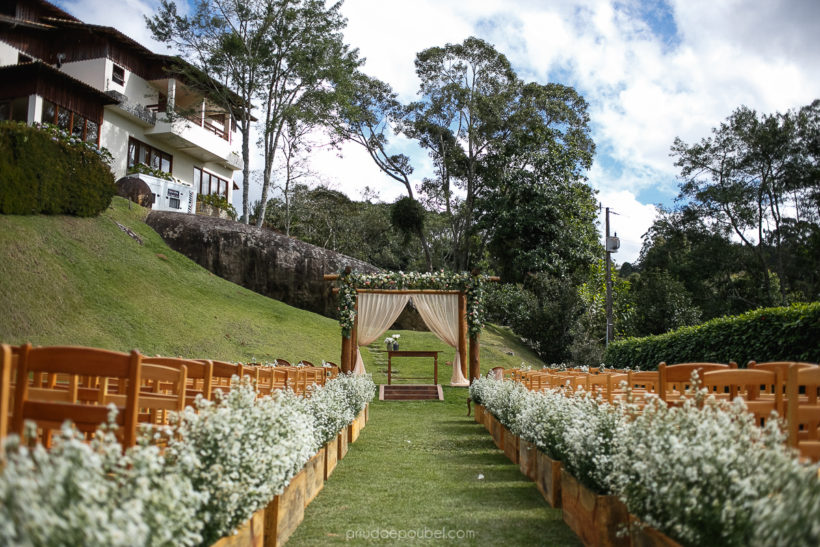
[289,386,580,546]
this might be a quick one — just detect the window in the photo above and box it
[0,97,29,122]
[194,166,229,197]
[127,137,173,174]
[112,64,125,86]
[41,99,99,145]
[167,189,181,210]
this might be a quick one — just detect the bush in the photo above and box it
[0,122,115,216]
[604,303,820,370]
[197,193,237,220]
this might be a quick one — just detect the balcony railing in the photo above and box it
[146,105,230,142]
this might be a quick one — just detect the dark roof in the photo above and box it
[0,60,118,104]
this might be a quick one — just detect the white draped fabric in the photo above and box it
[353,292,410,375]
[411,293,469,386]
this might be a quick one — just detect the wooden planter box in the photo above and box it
[474,403,484,424]
[358,408,366,431]
[210,507,265,547]
[337,426,348,460]
[348,413,361,443]
[561,469,630,547]
[365,402,369,424]
[629,516,681,547]
[304,450,325,507]
[324,437,338,480]
[490,414,505,450]
[264,469,306,547]
[536,450,562,508]
[502,425,519,464]
[519,439,538,481]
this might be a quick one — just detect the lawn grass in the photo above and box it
[0,198,541,376]
[289,386,580,546]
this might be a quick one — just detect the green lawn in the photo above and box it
[0,201,578,545]
[289,386,580,546]
[0,198,539,374]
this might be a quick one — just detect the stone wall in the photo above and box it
[146,211,379,318]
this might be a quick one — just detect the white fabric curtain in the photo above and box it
[353,292,410,375]
[412,294,468,386]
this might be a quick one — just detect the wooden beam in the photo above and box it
[349,295,359,373]
[331,288,463,295]
[324,274,501,283]
[340,334,351,373]
[458,293,468,380]
[469,333,480,382]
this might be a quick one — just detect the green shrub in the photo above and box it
[197,192,237,220]
[604,302,820,369]
[0,121,115,216]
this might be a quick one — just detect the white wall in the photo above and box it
[60,58,107,91]
[0,40,20,66]
[102,107,228,195]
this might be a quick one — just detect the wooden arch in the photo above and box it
[324,273,499,383]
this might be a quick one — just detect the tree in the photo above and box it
[254,0,361,228]
[672,101,820,303]
[332,72,434,270]
[405,36,519,270]
[147,0,275,223]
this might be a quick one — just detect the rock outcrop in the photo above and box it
[146,211,379,317]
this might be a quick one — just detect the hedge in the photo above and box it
[604,302,820,370]
[0,121,115,216]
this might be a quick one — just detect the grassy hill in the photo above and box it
[0,198,544,378]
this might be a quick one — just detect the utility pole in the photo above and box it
[605,207,613,346]
[604,207,619,346]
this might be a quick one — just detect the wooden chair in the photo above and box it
[102,363,187,426]
[658,362,736,404]
[208,360,244,398]
[0,344,11,440]
[786,364,820,462]
[145,357,212,407]
[254,366,274,396]
[702,368,783,425]
[323,362,340,380]
[12,344,142,448]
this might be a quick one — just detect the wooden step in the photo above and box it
[379,384,444,401]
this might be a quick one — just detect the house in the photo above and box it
[0,0,244,214]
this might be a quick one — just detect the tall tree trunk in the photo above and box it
[240,117,252,224]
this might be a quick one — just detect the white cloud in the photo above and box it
[54,0,818,265]
[596,189,658,265]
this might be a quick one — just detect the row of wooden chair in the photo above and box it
[507,361,820,462]
[0,343,340,450]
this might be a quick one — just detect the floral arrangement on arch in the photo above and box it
[335,270,487,338]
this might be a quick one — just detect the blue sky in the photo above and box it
[58,0,820,263]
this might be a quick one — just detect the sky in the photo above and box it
[58,0,820,264]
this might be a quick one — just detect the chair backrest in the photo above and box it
[703,368,782,423]
[323,363,339,380]
[658,362,736,402]
[786,364,820,461]
[145,357,212,406]
[0,344,11,440]
[208,360,243,397]
[748,361,817,374]
[12,344,142,448]
[103,363,188,425]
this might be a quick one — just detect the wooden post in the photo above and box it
[349,294,359,373]
[340,334,351,373]
[469,333,480,382]
[458,293,468,379]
